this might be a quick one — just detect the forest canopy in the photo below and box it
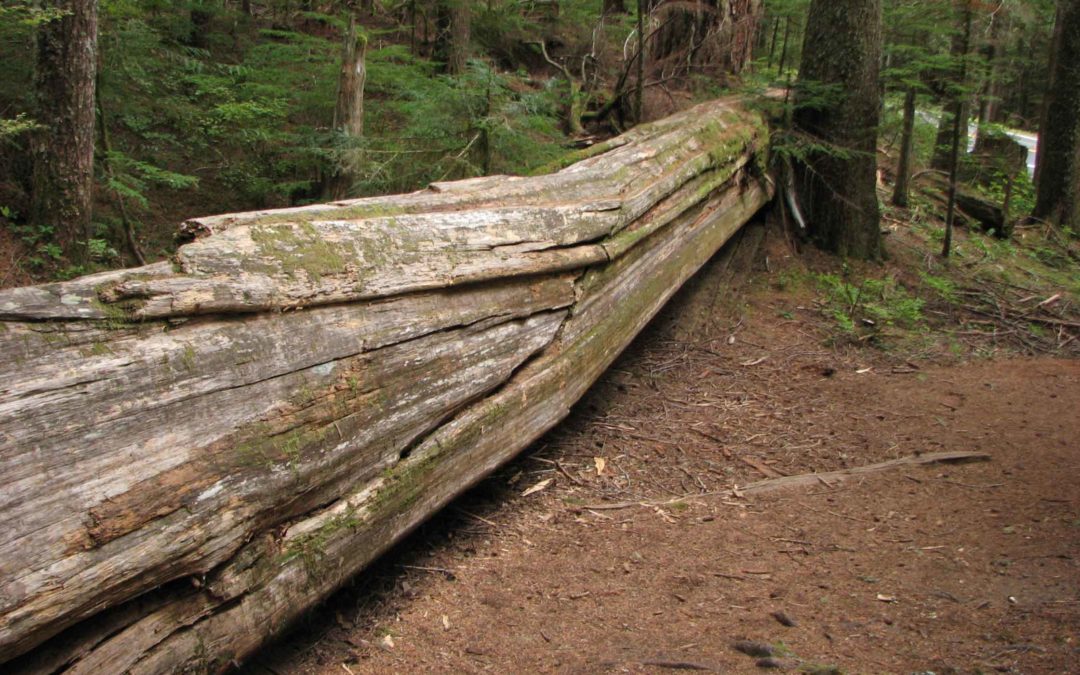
[0,0,1067,278]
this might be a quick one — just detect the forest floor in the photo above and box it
[245,209,1080,674]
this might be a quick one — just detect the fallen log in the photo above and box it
[0,98,772,672]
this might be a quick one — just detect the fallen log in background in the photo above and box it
[0,98,771,673]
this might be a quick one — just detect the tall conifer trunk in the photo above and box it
[793,0,883,259]
[1033,0,1080,231]
[603,0,628,15]
[892,87,917,208]
[325,14,367,200]
[436,0,470,75]
[30,0,99,263]
[931,3,972,171]
[974,5,1005,150]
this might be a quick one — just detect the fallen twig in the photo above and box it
[575,452,991,512]
[641,659,715,671]
[738,451,991,495]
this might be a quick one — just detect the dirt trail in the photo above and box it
[252,227,1080,674]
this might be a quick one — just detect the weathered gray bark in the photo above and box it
[1033,0,1080,231]
[0,99,771,672]
[793,0,883,259]
[325,15,367,200]
[29,0,99,262]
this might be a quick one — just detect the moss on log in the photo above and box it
[0,98,772,672]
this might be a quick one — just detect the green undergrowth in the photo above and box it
[764,190,1079,362]
[816,271,926,335]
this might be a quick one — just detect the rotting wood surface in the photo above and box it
[0,98,772,672]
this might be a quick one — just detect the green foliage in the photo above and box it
[816,273,926,335]
[0,0,576,261]
[87,237,120,263]
[744,77,859,173]
[354,56,566,195]
[0,114,41,144]
[103,151,199,210]
[879,93,938,168]
[918,272,958,303]
[0,2,68,26]
[755,0,811,80]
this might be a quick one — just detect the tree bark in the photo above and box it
[892,87,917,208]
[1033,0,1080,231]
[532,40,586,136]
[648,0,763,80]
[29,0,99,263]
[943,2,973,258]
[0,100,772,671]
[324,15,367,201]
[793,0,883,259]
[436,0,470,75]
[635,0,646,123]
[776,14,791,75]
[766,16,780,69]
[932,2,973,171]
[604,0,628,15]
[974,3,1005,151]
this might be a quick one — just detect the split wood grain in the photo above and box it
[0,97,771,670]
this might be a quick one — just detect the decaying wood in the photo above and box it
[737,451,992,495]
[577,451,992,511]
[0,98,771,672]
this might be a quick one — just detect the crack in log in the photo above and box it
[0,99,770,668]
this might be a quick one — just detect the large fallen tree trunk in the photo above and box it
[0,98,771,673]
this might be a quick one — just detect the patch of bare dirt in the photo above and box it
[250,223,1080,675]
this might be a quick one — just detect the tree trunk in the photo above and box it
[603,0,628,15]
[189,3,213,49]
[1033,0,1080,231]
[325,15,367,201]
[1032,2,1062,187]
[96,72,145,266]
[29,0,99,263]
[792,0,883,259]
[436,0,470,75]
[943,2,974,258]
[892,87,917,208]
[974,4,1005,151]
[932,2,973,171]
[932,99,962,171]
[766,16,780,69]
[635,0,646,123]
[0,99,772,672]
[776,14,791,75]
[649,0,764,80]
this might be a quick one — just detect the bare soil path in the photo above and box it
[251,226,1080,674]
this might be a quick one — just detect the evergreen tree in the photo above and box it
[437,0,471,75]
[930,1,973,172]
[1033,0,1080,231]
[29,0,99,262]
[792,0,883,259]
[325,13,367,200]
